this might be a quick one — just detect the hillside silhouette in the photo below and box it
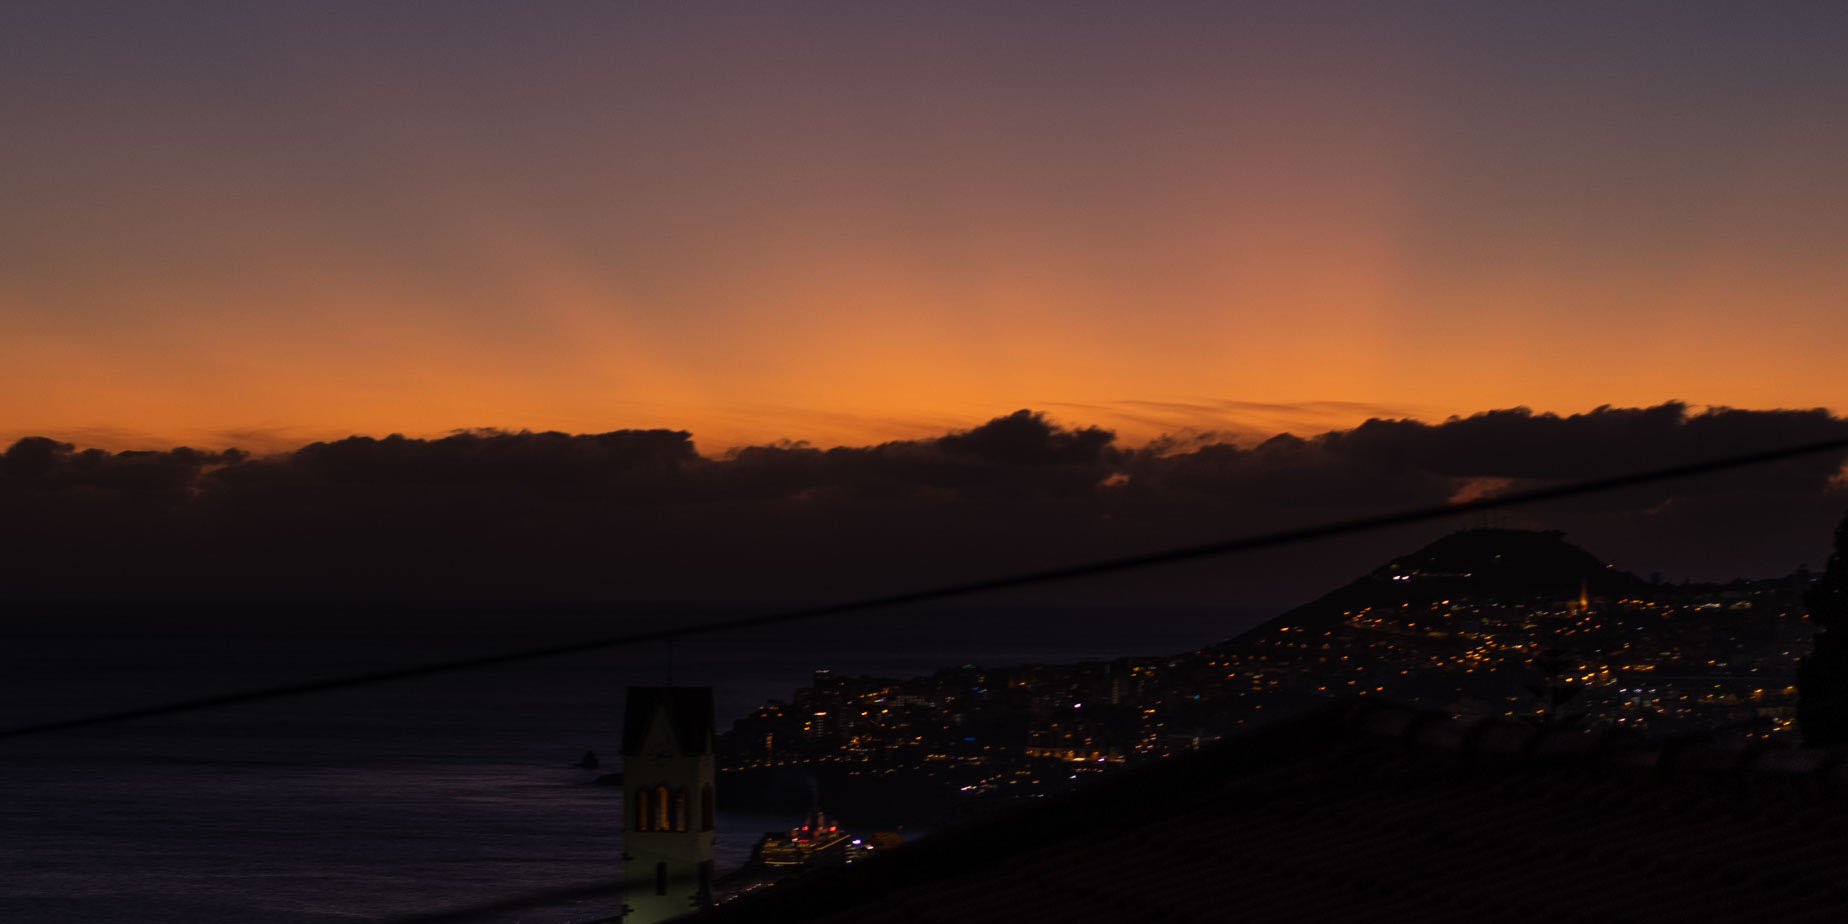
[1232,528,1649,644]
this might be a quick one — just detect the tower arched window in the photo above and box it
[655,784,671,832]
[672,789,689,832]
[700,785,715,831]
[634,789,652,831]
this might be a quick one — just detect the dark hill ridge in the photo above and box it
[1227,528,1649,644]
[1370,528,1646,599]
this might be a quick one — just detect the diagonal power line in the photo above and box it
[5,434,1846,741]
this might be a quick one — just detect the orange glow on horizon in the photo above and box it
[5,6,1846,455]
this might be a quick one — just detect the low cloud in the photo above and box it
[1449,476,1516,505]
[4,404,1846,608]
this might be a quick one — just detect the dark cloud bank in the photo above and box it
[4,404,1846,610]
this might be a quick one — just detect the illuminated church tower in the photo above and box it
[622,687,716,922]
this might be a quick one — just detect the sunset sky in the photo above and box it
[6,2,1847,454]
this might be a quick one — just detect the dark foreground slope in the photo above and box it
[704,698,1848,924]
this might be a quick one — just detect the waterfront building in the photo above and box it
[622,687,716,923]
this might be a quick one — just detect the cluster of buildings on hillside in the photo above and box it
[717,575,1815,820]
[1240,578,1812,736]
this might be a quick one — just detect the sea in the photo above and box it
[0,601,1265,923]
